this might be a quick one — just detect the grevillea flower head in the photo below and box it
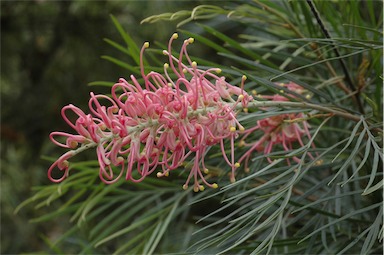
[239,82,315,171]
[49,33,253,191]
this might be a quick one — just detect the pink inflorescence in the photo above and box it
[49,33,253,192]
[238,82,315,171]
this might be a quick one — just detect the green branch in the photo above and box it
[240,100,362,123]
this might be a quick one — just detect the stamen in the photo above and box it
[68,140,78,149]
[117,156,124,163]
[61,160,69,168]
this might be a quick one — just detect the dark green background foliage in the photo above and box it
[1,0,382,254]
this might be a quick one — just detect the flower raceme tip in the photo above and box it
[238,82,316,170]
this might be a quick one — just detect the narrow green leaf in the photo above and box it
[112,226,155,255]
[199,24,275,67]
[363,150,380,194]
[92,194,161,242]
[145,198,180,255]
[340,138,371,187]
[103,38,131,55]
[89,195,141,239]
[110,14,140,65]
[141,13,173,24]
[292,190,363,214]
[101,55,140,74]
[143,222,162,255]
[362,180,384,196]
[88,81,115,87]
[178,29,232,55]
[298,202,381,244]
[331,118,363,162]
[363,120,383,160]
[328,128,367,185]
[79,183,121,222]
[30,204,79,223]
[361,206,383,254]
[70,183,103,223]
[95,209,164,247]
[223,54,336,103]
[271,48,369,81]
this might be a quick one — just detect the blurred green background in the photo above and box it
[1,1,203,253]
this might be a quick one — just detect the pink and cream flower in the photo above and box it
[238,82,315,171]
[49,33,253,191]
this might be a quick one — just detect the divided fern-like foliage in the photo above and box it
[17,1,382,254]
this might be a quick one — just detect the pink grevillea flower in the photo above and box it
[48,33,253,191]
[238,82,315,171]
